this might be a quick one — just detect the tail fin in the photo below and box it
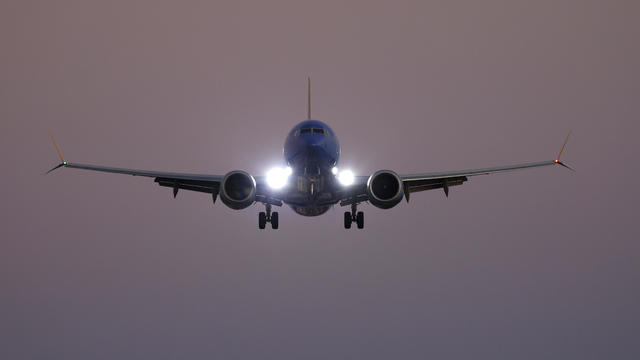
[307,76,312,120]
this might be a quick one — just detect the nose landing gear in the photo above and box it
[259,203,279,229]
[344,203,364,229]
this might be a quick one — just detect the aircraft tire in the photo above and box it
[271,212,279,229]
[344,212,352,229]
[356,211,364,229]
[259,212,266,229]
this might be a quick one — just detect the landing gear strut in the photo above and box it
[344,203,364,229]
[259,203,279,229]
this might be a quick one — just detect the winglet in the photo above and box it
[307,76,312,120]
[46,133,68,174]
[554,130,574,171]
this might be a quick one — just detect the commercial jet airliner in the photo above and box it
[48,78,572,229]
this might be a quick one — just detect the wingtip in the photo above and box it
[554,160,575,172]
[46,133,68,174]
[556,130,572,162]
[45,162,66,174]
[553,130,573,170]
[49,132,65,163]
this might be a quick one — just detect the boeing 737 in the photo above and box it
[48,78,572,229]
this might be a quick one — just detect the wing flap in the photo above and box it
[405,176,467,193]
[155,177,220,194]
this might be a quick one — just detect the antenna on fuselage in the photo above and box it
[307,76,312,119]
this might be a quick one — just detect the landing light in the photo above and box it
[337,169,354,186]
[266,167,291,189]
[331,166,338,175]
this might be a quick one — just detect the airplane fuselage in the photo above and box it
[282,120,342,216]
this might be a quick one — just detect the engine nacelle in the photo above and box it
[366,170,404,209]
[220,170,256,210]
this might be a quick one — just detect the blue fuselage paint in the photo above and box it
[281,120,343,216]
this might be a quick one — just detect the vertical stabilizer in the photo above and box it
[307,77,312,119]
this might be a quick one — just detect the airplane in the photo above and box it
[48,78,572,229]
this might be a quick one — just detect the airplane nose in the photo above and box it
[309,143,325,154]
[304,134,326,147]
[309,142,335,164]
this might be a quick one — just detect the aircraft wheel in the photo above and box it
[258,212,266,229]
[344,212,352,229]
[271,212,279,229]
[356,211,364,229]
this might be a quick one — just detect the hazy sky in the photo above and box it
[2,1,639,359]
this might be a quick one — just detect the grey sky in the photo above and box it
[1,1,639,359]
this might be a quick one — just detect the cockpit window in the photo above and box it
[297,127,328,136]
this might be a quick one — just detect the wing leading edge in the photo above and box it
[47,135,223,199]
[54,161,223,199]
[400,160,557,200]
[346,132,573,202]
[401,131,573,199]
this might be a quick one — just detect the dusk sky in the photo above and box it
[2,1,639,358]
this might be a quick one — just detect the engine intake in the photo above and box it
[366,170,404,209]
[220,170,256,210]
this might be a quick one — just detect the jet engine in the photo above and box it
[220,170,256,210]
[366,170,404,209]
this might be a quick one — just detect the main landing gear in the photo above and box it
[259,203,279,230]
[344,203,364,229]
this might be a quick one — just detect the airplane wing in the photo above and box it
[341,132,573,204]
[400,159,567,199]
[48,159,286,205]
[50,161,224,197]
[46,135,246,201]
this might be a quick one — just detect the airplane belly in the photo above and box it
[289,205,331,217]
[283,174,338,216]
